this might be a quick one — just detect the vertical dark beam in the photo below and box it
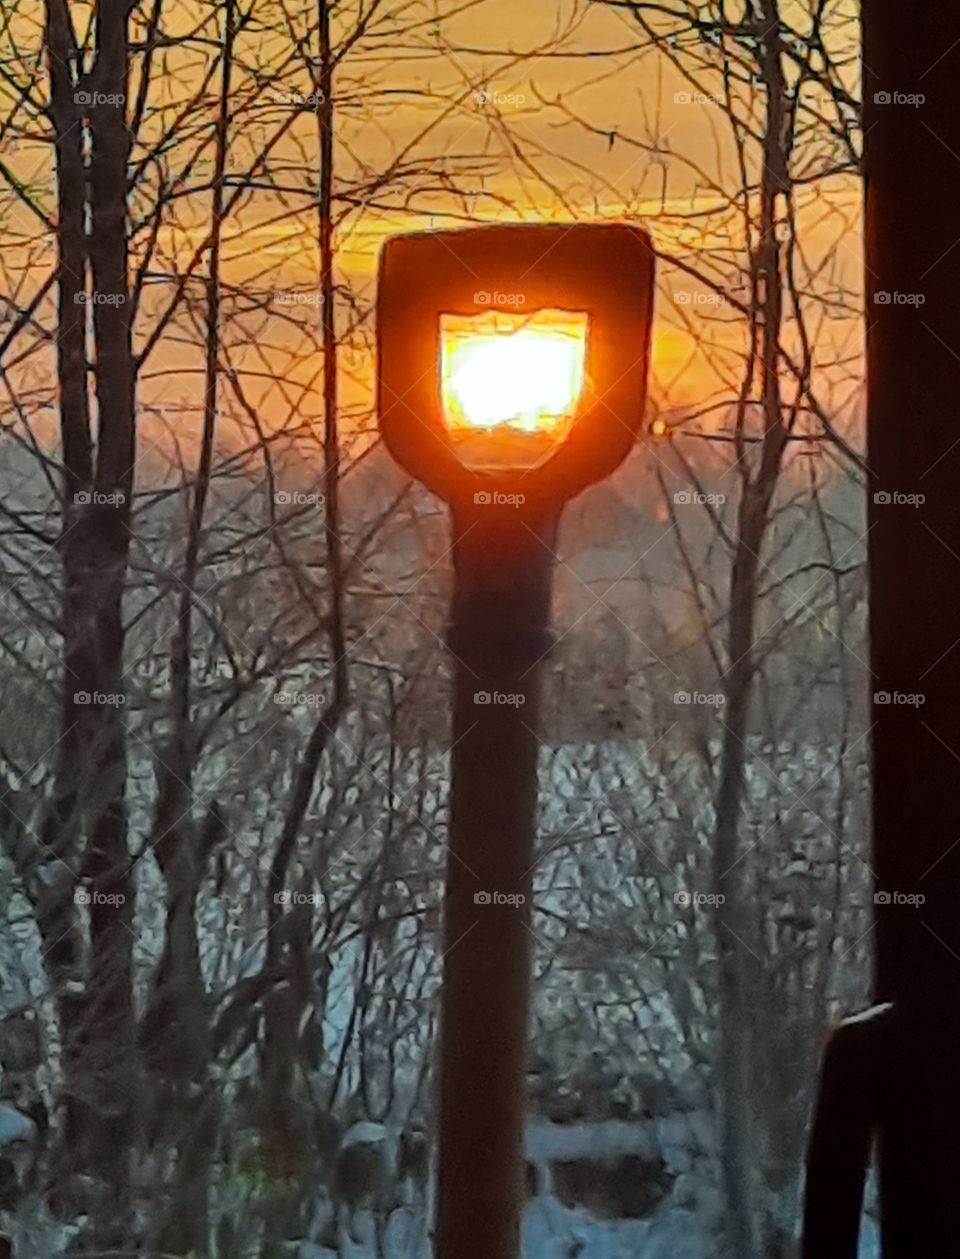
[805,9,960,1248]
[858,8,960,1253]
[435,501,557,1259]
[805,13,960,1253]
[863,6,960,998]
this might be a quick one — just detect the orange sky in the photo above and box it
[0,0,863,459]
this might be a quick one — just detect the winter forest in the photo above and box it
[0,2,870,1257]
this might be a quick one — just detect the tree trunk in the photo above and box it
[141,7,235,1250]
[712,4,789,1253]
[41,1,139,1245]
[259,0,349,1183]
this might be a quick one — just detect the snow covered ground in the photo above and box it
[291,1113,881,1259]
[294,1197,879,1259]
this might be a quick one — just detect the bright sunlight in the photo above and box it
[439,310,588,471]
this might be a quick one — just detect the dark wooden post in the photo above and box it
[434,500,557,1259]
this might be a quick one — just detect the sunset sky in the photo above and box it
[0,0,863,459]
